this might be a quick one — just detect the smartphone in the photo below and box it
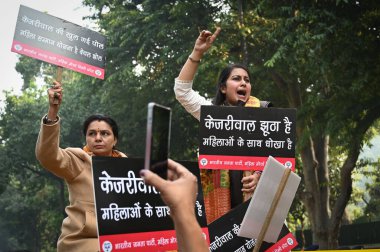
[144,102,172,179]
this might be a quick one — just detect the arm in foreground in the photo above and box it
[140,159,208,252]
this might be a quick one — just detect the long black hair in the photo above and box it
[82,114,119,140]
[212,63,251,105]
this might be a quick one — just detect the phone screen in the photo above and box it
[144,103,171,179]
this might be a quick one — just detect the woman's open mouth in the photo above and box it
[237,89,247,99]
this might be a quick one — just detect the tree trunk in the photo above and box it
[301,139,330,248]
[309,135,330,249]
[300,215,306,250]
[270,70,380,249]
[270,71,329,245]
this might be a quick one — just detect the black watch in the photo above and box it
[43,115,59,124]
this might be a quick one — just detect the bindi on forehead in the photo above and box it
[87,125,113,135]
[88,127,110,131]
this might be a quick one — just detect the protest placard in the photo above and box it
[238,156,301,251]
[92,158,209,252]
[208,198,298,252]
[198,106,296,171]
[11,5,106,79]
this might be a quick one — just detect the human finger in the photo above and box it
[241,180,255,189]
[47,89,57,98]
[48,83,63,95]
[140,169,167,192]
[242,185,256,193]
[213,27,221,38]
[206,27,221,44]
[167,159,198,193]
[198,28,212,35]
[241,175,253,183]
[167,159,191,180]
[49,80,61,89]
[49,89,63,99]
[53,80,61,86]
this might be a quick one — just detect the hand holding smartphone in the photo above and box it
[144,102,171,179]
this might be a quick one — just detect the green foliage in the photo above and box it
[1,0,380,249]
[0,82,64,251]
[82,0,221,159]
[362,158,380,221]
[249,1,380,246]
[15,55,43,91]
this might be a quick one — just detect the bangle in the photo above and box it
[188,56,201,63]
[43,115,59,124]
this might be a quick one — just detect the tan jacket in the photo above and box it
[35,118,126,251]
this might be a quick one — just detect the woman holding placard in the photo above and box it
[174,27,272,223]
[35,81,127,251]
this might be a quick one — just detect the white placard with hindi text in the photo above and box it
[238,156,301,242]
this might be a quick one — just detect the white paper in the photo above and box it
[238,156,301,243]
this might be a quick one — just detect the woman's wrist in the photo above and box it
[188,56,201,63]
[189,51,203,62]
[47,108,59,121]
[43,114,59,124]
